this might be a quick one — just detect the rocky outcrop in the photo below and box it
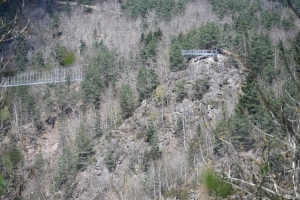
[73,55,246,199]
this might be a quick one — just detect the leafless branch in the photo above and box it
[286,0,300,19]
[0,0,34,73]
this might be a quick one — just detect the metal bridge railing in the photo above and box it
[1,66,84,88]
[181,50,218,57]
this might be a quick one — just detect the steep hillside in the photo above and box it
[67,55,245,199]
[1,0,300,199]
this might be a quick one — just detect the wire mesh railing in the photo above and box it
[181,50,218,57]
[1,66,84,87]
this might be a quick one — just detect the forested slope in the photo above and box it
[0,0,299,199]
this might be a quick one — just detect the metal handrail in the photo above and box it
[1,66,84,87]
[181,49,218,57]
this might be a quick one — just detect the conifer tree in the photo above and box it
[76,129,94,170]
[52,12,60,34]
[119,84,135,119]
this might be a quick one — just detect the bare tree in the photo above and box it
[213,1,300,199]
[0,0,35,72]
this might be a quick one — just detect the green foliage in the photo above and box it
[79,39,87,55]
[91,40,115,85]
[239,75,260,115]
[169,38,185,71]
[202,169,233,198]
[14,36,29,71]
[207,0,247,18]
[64,0,72,15]
[0,174,7,195]
[33,106,42,131]
[141,121,162,172]
[52,11,60,32]
[63,52,75,66]
[119,84,135,119]
[0,107,10,122]
[121,0,193,20]
[136,67,159,101]
[11,86,44,130]
[229,112,254,151]
[292,31,300,68]
[55,146,77,191]
[209,0,295,33]
[268,0,300,14]
[93,29,97,40]
[198,22,221,49]
[45,0,53,15]
[154,85,167,106]
[104,150,117,173]
[77,0,93,5]
[34,150,44,174]
[146,121,162,158]
[281,17,295,30]
[31,51,45,69]
[164,187,190,200]
[15,86,43,130]
[194,78,209,100]
[81,66,104,108]
[261,10,281,30]
[213,54,218,62]
[174,115,184,138]
[174,81,187,102]
[187,136,201,168]
[94,114,103,138]
[76,129,94,170]
[188,125,206,170]
[140,29,162,61]
[141,150,151,172]
[227,54,239,68]
[233,10,259,32]
[169,22,221,71]
[8,134,23,170]
[145,121,156,143]
[248,34,275,83]
[53,44,75,66]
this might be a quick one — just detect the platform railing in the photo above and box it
[1,66,84,87]
[181,50,218,57]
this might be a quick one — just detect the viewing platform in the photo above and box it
[1,66,84,88]
[181,50,218,57]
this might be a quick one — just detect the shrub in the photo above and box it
[174,115,184,138]
[0,107,10,122]
[55,146,77,191]
[104,150,117,173]
[174,81,187,102]
[81,66,104,108]
[202,169,233,198]
[213,54,218,62]
[53,45,75,66]
[94,114,103,138]
[194,78,209,100]
[34,150,44,174]
[119,84,135,119]
[136,67,159,101]
[31,51,45,69]
[75,129,94,170]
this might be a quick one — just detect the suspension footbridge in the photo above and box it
[1,66,84,88]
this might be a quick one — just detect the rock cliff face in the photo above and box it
[71,55,246,199]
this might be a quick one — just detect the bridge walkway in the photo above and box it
[1,66,84,87]
[181,50,218,57]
